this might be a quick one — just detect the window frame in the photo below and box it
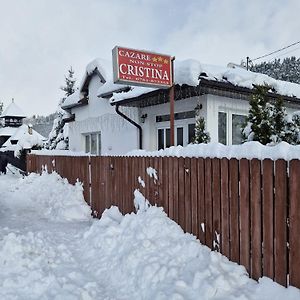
[156,120,195,150]
[218,108,248,145]
[83,132,101,155]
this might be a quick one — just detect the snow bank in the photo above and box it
[0,172,299,299]
[31,149,89,156]
[0,231,70,298]
[4,172,91,221]
[127,141,300,161]
[82,205,299,299]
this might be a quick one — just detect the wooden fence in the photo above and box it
[26,154,300,289]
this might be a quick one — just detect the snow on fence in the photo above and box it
[26,154,300,289]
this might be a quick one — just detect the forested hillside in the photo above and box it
[250,56,300,84]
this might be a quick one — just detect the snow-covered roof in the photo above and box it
[61,90,81,108]
[0,100,26,118]
[1,124,46,152]
[0,126,17,137]
[79,58,110,92]
[65,57,300,108]
[109,59,300,104]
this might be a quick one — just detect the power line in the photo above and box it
[268,45,300,61]
[251,40,300,62]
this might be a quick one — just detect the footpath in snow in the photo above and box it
[0,170,299,300]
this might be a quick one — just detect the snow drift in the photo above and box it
[0,172,299,299]
[1,172,91,222]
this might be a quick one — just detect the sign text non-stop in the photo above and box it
[112,46,173,89]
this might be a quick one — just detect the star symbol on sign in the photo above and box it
[164,59,169,64]
[152,57,158,62]
[157,56,163,62]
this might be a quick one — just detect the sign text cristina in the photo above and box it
[112,46,173,89]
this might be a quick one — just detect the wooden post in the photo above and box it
[170,57,175,146]
[170,85,175,146]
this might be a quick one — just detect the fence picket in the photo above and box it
[178,157,185,229]
[197,158,205,245]
[229,158,240,264]
[212,158,221,251]
[250,159,262,280]
[220,158,229,257]
[173,157,179,224]
[274,159,288,287]
[191,158,198,238]
[239,159,250,274]
[289,160,300,288]
[262,159,274,280]
[204,158,213,249]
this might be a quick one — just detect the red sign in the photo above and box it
[112,46,173,89]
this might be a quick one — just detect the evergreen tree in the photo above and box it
[193,117,210,144]
[270,96,288,143]
[243,85,300,145]
[45,67,77,150]
[242,85,274,145]
[60,67,76,102]
[285,112,300,145]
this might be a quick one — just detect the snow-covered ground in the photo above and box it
[0,170,299,300]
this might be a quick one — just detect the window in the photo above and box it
[188,123,195,143]
[157,127,187,149]
[177,127,183,146]
[166,128,171,148]
[156,111,195,122]
[218,112,227,145]
[84,132,101,155]
[158,129,164,150]
[232,114,247,145]
[85,135,90,153]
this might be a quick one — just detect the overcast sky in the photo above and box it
[1,0,299,116]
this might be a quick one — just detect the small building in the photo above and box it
[0,100,45,153]
[0,99,27,147]
[62,58,300,155]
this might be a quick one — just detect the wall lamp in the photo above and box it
[141,114,148,123]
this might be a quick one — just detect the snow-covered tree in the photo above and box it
[243,85,274,145]
[285,112,300,145]
[60,67,76,100]
[243,84,300,145]
[45,67,76,150]
[193,117,210,144]
[270,96,288,144]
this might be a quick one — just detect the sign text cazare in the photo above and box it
[112,46,173,89]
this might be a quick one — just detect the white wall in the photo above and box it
[68,75,139,155]
[205,94,300,144]
[69,75,300,153]
[140,95,206,151]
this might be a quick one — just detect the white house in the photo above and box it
[62,58,300,155]
[62,59,139,155]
